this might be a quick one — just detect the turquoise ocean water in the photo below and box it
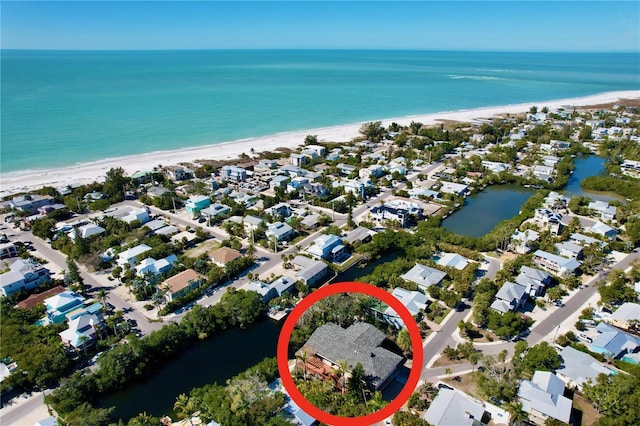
[1,50,639,174]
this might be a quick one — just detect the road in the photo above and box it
[528,250,640,344]
[0,392,46,425]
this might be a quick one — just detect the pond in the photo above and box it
[442,155,623,237]
[101,319,282,422]
[562,155,625,202]
[441,184,535,237]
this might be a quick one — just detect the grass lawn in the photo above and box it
[572,393,600,426]
[432,355,469,368]
[183,239,220,258]
[441,372,483,400]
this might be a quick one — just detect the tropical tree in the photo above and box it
[128,412,162,426]
[173,393,198,426]
[96,289,109,312]
[397,328,412,357]
[505,400,527,426]
[337,359,349,396]
[296,349,309,380]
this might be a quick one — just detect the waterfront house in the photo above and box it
[590,322,640,359]
[298,322,403,390]
[518,371,572,425]
[266,221,295,242]
[543,191,570,209]
[490,281,528,313]
[515,266,553,296]
[164,165,192,182]
[532,250,581,277]
[608,302,640,330]
[185,195,211,216]
[116,244,152,268]
[163,269,206,302]
[291,255,328,287]
[439,181,470,197]
[510,229,540,254]
[400,263,447,292]
[304,144,326,157]
[209,247,242,267]
[247,280,278,303]
[533,208,563,235]
[556,346,613,390]
[384,288,429,329]
[342,226,376,246]
[588,200,617,221]
[0,258,51,297]
[423,388,488,426]
[436,252,470,271]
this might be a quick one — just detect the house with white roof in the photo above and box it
[569,232,605,248]
[533,165,554,181]
[543,191,570,209]
[532,250,581,277]
[533,208,563,235]
[307,234,347,263]
[400,263,447,292]
[220,165,248,182]
[556,346,613,390]
[44,289,86,324]
[135,254,178,277]
[588,200,617,221]
[59,313,103,350]
[384,288,429,329]
[608,302,640,330]
[423,388,488,426]
[436,252,470,270]
[490,281,528,313]
[116,244,152,268]
[74,223,106,239]
[590,221,618,240]
[121,207,150,225]
[439,181,470,197]
[518,371,572,425]
[0,258,51,297]
[369,205,408,228]
[510,229,540,254]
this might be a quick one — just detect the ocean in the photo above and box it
[1,50,639,174]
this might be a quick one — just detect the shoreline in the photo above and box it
[1,89,638,197]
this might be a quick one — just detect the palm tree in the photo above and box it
[505,400,527,426]
[296,349,309,380]
[173,393,198,426]
[129,412,159,426]
[337,359,349,396]
[245,243,257,259]
[96,289,109,312]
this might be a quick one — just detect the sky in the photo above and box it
[1,1,639,52]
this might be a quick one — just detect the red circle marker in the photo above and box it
[277,281,424,426]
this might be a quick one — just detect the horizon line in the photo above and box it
[2,47,639,54]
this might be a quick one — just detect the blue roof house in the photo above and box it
[590,322,640,359]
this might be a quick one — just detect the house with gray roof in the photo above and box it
[266,221,294,242]
[0,258,52,297]
[515,266,552,297]
[556,346,613,390]
[532,250,581,277]
[518,371,572,425]
[569,233,606,249]
[510,229,540,254]
[400,263,447,292]
[491,281,528,313]
[299,322,403,390]
[342,226,376,246]
[588,200,617,221]
[292,256,328,287]
[555,241,583,260]
[423,388,488,426]
[384,288,429,329]
[590,322,640,358]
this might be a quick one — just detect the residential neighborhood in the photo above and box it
[2,101,640,425]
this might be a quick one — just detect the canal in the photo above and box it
[442,155,622,237]
[102,319,282,422]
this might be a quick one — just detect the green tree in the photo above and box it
[505,400,527,426]
[128,412,162,426]
[173,393,198,426]
[103,167,130,202]
[397,328,412,357]
[521,342,562,373]
[359,121,385,142]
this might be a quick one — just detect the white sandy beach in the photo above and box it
[1,90,639,197]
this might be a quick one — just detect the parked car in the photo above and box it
[578,333,593,343]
